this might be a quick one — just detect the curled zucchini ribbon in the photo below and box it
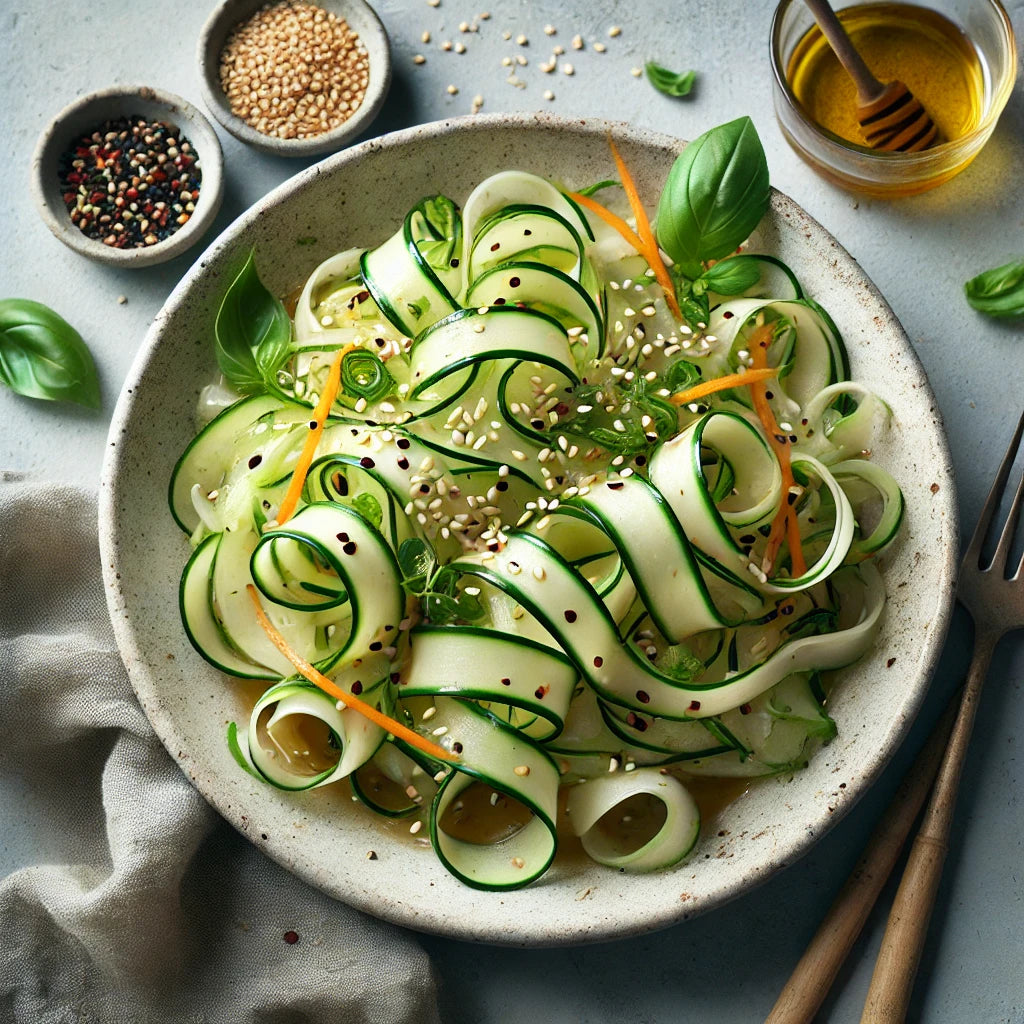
[171,170,905,891]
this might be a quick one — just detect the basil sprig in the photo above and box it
[0,299,100,408]
[215,251,292,395]
[655,117,770,281]
[673,255,763,325]
[645,62,697,98]
[397,538,484,625]
[965,258,1024,319]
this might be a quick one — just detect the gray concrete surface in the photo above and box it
[2,1,1023,1020]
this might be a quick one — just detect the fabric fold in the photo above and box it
[0,481,440,1024]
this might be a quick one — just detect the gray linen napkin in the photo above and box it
[0,480,441,1024]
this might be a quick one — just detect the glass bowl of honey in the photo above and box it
[770,0,1017,197]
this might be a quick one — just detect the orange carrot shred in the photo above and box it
[669,367,777,407]
[567,191,646,254]
[276,345,354,525]
[606,137,684,322]
[745,324,806,577]
[247,584,457,764]
[786,503,808,577]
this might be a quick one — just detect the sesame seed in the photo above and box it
[608,25,621,37]
[513,765,531,776]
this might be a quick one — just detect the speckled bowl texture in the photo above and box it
[31,85,224,268]
[99,113,958,946]
[196,0,392,157]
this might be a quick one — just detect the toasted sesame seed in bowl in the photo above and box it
[197,0,392,157]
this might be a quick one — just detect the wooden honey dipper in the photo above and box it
[803,0,942,151]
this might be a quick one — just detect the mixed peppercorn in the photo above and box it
[57,116,202,248]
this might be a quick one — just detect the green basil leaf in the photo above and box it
[215,251,292,395]
[699,255,763,296]
[0,298,100,408]
[350,492,383,530]
[575,180,620,198]
[679,291,711,327]
[964,258,1024,319]
[664,359,702,391]
[398,538,435,595]
[645,62,697,98]
[655,117,771,276]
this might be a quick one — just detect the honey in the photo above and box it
[787,3,985,148]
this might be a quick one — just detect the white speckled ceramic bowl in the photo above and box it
[31,85,224,268]
[99,113,957,946]
[197,0,391,157]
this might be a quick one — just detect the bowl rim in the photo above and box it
[196,0,392,158]
[768,0,1018,162]
[30,84,225,268]
[98,111,960,945]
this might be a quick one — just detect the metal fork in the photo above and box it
[859,408,1024,1021]
[766,409,1024,1024]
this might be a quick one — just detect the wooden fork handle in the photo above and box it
[763,694,957,1024]
[860,634,998,1023]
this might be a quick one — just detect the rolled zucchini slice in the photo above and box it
[566,767,700,872]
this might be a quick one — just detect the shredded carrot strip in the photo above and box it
[276,345,355,525]
[669,367,777,407]
[786,503,808,577]
[746,324,805,577]
[567,191,646,253]
[606,137,684,322]
[247,585,456,763]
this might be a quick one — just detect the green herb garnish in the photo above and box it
[655,117,771,281]
[645,62,697,98]
[965,258,1024,319]
[0,298,100,408]
[215,250,291,395]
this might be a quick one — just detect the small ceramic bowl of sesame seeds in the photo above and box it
[197,0,392,158]
[31,84,225,268]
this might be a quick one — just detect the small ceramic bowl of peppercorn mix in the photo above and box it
[31,85,225,268]
[197,0,392,158]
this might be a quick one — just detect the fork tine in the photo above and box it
[965,408,1024,569]
[993,464,1024,576]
